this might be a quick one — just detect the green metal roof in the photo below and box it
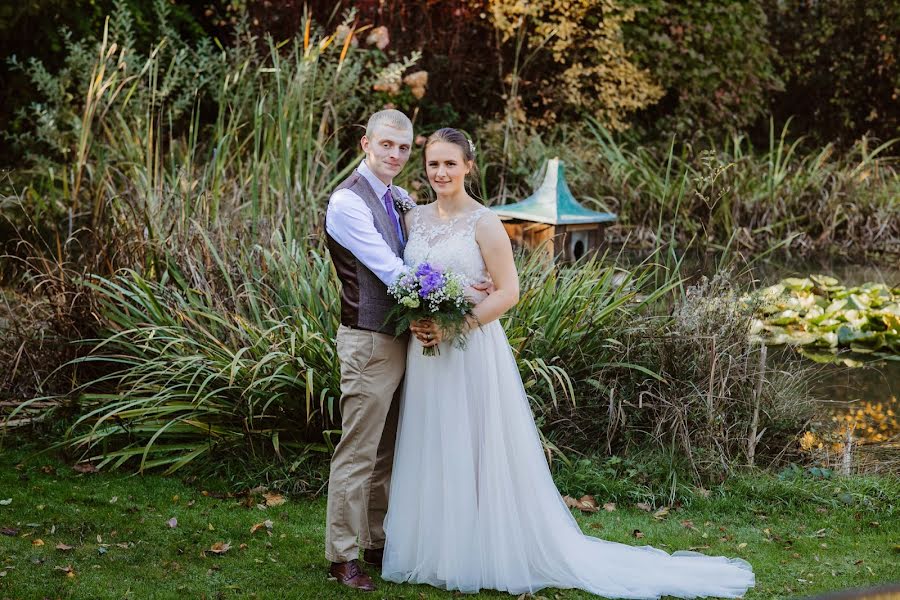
[491,158,617,225]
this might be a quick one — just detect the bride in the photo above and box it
[382,127,755,599]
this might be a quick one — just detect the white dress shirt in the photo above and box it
[325,160,409,286]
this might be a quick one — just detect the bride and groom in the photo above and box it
[323,109,755,598]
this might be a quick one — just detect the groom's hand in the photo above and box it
[465,280,494,304]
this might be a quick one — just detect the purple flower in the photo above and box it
[415,262,439,278]
[418,271,444,297]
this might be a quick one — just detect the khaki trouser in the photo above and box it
[325,324,407,563]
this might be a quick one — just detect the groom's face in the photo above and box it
[361,124,413,185]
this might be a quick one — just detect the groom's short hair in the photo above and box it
[366,109,413,138]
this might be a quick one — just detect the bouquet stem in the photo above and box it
[422,344,440,357]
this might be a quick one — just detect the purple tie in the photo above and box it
[383,190,404,244]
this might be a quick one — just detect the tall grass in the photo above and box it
[32,233,342,475]
[7,238,814,486]
[584,118,900,258]
[477,118,899,260]
[2,4,415,273]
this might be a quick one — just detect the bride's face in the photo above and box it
[425,141,471,196]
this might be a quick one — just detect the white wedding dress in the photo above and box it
[382,205,755,599]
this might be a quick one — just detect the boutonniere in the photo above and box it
[392,190,417,214]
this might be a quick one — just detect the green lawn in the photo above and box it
[1,445,897,599]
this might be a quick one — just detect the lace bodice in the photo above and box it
[403,205,492,286]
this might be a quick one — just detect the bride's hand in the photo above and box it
[409,319,443,347]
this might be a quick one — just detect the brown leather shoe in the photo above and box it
[362,547,384,569]
[329,559,375,592]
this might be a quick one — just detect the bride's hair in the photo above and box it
[423,127,482,201]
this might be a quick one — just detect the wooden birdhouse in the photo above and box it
[491,158,617,262]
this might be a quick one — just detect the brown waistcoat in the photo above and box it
[325,171,407,334]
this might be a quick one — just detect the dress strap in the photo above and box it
[464,206,490,234]
[407,205,422,233]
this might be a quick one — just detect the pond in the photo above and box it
[755,257,899,451]
[666,251,900,459]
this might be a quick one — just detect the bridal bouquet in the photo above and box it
[387,262,475,356]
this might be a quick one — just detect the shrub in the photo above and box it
[623,0,782,140]
[486,0,664,130]
[764,0,900,145]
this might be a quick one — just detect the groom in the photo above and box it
[322,109,416,592]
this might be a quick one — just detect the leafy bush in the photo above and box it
[764,0,900,145]
[487,0,663,130]
[1,4,423,270]
[623,0,782,140]
[7,0,224,168]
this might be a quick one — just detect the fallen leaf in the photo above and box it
[562,495,599,513]
[109,496,118,504]
[263,492,285,507]
[603,502,616,512]
[737,542,747,549]
[696,488,710,498]
[680,520,697,531]
[1,528,19,536]
[632,529,644,539]
[0,499,11,506]
[652,507,670,520]
[578,495,599,512]
[55,543,74,551]
[32,539,44,547]
[590,522,603,530]
[250,519,274,535]
[208,541,231,555]
[54,564,75,577]
[41,465,55,474]
[208,523,215,531]
[636,502,652,512]
[72,463,98,474]
[239,543,248,550]
[166,517,178,528]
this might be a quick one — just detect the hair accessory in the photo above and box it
[467,138,476,156]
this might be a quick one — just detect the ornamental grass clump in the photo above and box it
[39,232,341,477]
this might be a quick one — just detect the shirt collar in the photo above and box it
[358,159,392,200]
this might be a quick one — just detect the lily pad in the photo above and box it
[749,276,900,366]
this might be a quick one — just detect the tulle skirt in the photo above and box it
[382,321,755,598]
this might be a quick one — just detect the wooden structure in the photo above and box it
[491,158,617,262]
